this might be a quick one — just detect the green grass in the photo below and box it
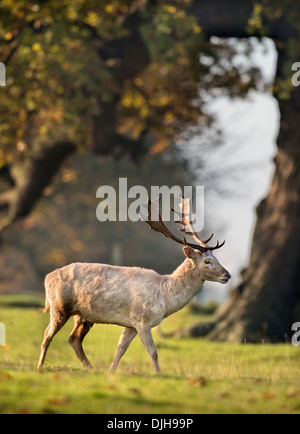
[1,295,300,414]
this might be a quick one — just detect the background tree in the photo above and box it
[0,0,258,231]
[190,0,300,342]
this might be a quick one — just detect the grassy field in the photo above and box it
[0,294,300,414]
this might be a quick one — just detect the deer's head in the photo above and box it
[182,247,231,284]
[141,195,231,285]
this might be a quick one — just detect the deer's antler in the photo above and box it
[140,195,225,253]
[176,195,225,252]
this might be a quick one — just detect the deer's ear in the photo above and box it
[183,246,196,260]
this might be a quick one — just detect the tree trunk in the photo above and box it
[185,0,300,343]
[0,141,75,232]
[207,83,300,343]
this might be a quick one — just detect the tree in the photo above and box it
[207,84,300,342]
[191,0,300,342]
[0,0,258,232]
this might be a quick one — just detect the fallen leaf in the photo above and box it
[128,388,142,395]
[105,384,117,390]
[287,390,300,399]
[262,392,276,399]
[16,408,29,414]
[219,392,231,399]
[188,376,207,387]
[48,396,71,406]
[0,371,13,380]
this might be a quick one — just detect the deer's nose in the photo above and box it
[225,272,231,280]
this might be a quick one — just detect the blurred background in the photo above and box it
[0,0,299,342]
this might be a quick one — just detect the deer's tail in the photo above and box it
[41,293,50,314]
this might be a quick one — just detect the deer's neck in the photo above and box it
[163,259,204,318]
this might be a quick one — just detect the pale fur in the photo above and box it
[37,248,231,372]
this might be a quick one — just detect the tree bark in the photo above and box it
[187,0,300,342]
[207,73,300,343]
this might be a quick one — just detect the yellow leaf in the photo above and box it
[150,138,170,155]
[193,25,202,34]
[32,42,41,52]
[158,95,170,106]
[87,11,99,26]
[105,5,116,14]
[5,32,13,41]
[134,77,143,87]
[166,5,177,14]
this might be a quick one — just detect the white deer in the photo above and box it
[37,196,231,372]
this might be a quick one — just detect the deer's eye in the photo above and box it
[204,260,211,265]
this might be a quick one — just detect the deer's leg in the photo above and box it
[37,311,69,371]
[136,325,160,372]
[109,327,137,372]
[68,315,94,369]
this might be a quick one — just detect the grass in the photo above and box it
[0,294,300,414]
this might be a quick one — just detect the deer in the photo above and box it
[37,195,231,373]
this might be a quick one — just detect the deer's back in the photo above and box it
[45,262,166,327]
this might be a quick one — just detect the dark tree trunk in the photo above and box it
[0,141,75,231]
[189,0,300,342]
[206,30,300,342]
[208,85,300,342]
